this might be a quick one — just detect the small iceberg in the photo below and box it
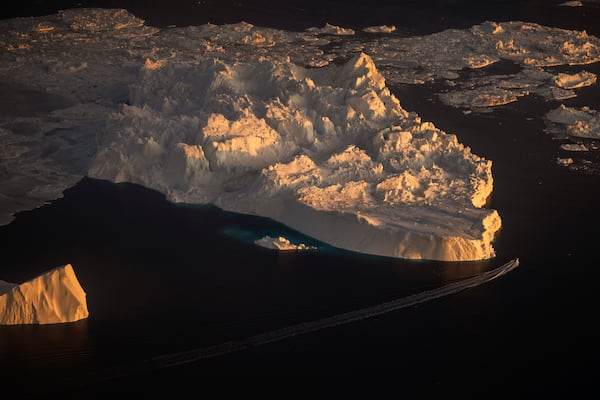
[0,264,89,325]
[254,235,317,251]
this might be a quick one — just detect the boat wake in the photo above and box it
[83,258,519,386]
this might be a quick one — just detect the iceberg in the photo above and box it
[0,264,89,325]
[0,8,506,261]
[90,51,500,261]
[255,236,317,251]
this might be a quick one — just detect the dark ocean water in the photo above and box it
[1,1,600,397]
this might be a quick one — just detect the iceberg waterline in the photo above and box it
[6,8,597,260]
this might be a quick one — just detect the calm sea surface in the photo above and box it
[1,1,599,397]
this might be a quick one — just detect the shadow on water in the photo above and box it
[0,176,503,396]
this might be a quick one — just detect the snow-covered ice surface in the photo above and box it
[1,7,599,259]
[0,264,88,325]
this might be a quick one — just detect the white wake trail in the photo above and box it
[152,258,519,367]
[78,258,518,389]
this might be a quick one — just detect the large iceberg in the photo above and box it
[0,264,89,325]
[0,8,506,261]
[90,52,500,261]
